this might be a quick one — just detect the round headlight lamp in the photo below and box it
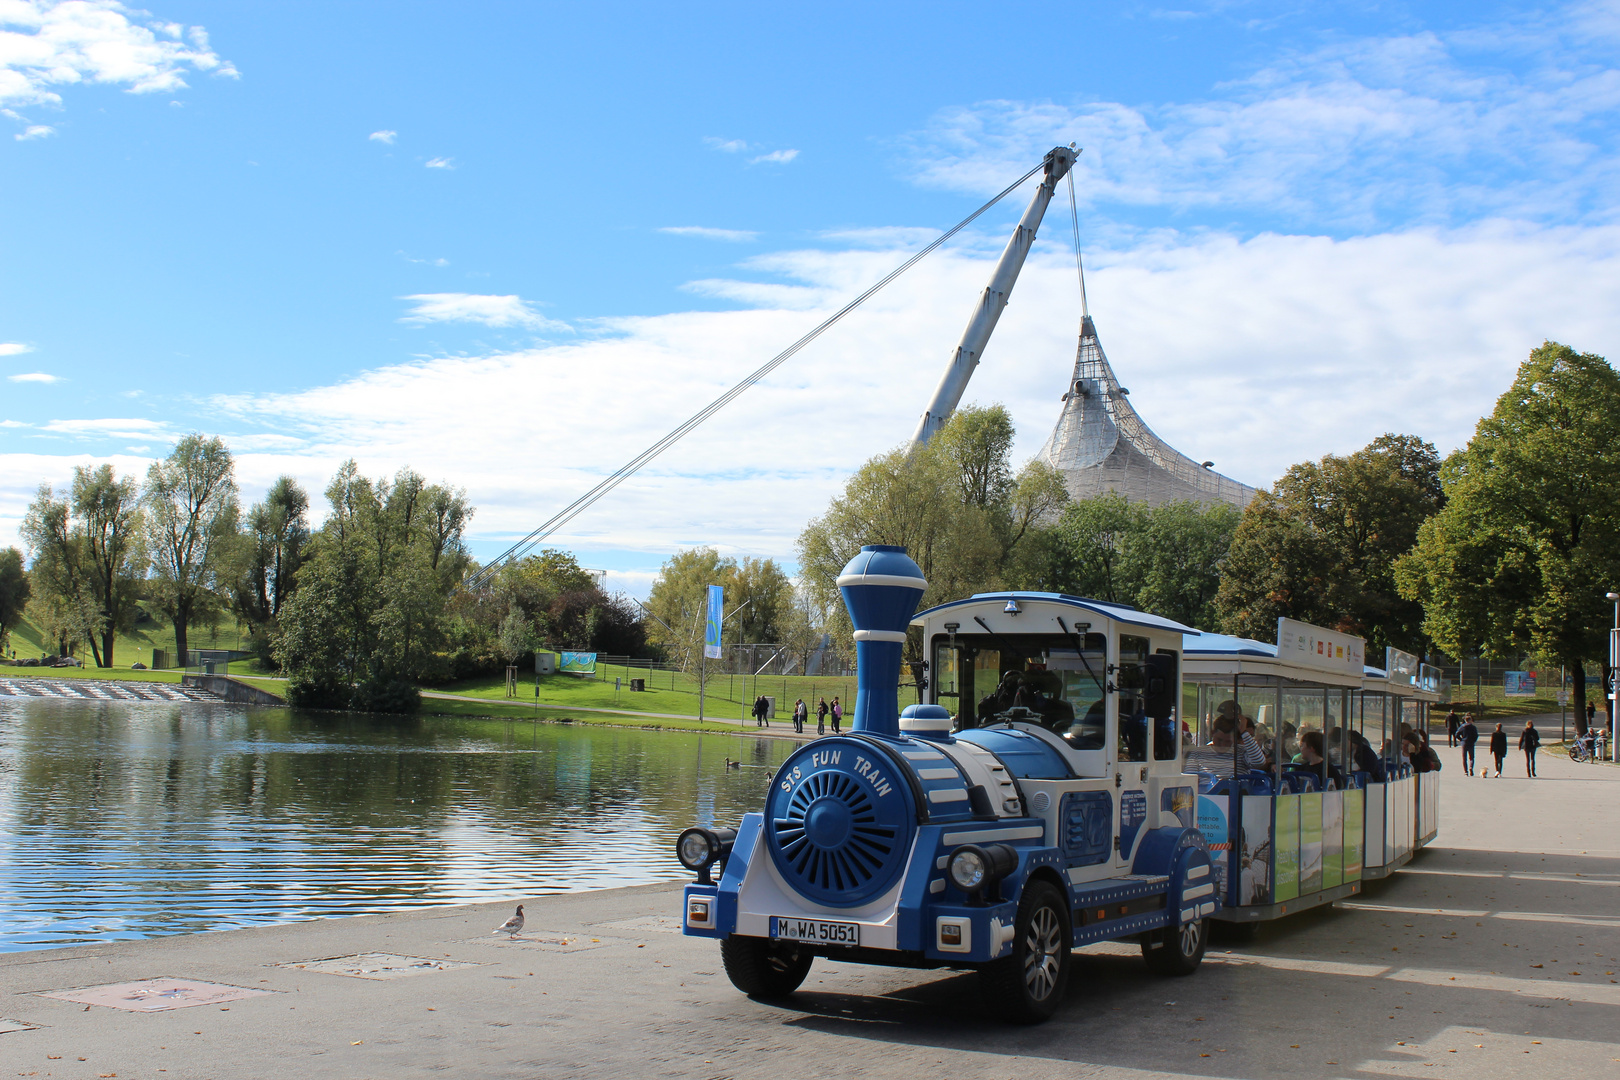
[676,826,737,885]
[946,842,1018,901]
[948,847,988,891]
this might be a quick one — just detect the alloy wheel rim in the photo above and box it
[1178,918,1202,956]
[1023,906,1063,1001]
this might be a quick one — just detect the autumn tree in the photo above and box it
[144,435,240,663]
[22,466,143,665]
[230,476,310,660]
[0,547,30,653]
[1397,342,1620,734]
[1216,434,1443,651]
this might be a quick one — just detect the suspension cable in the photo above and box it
[1067,167,1089,320]
[464,157,1051,590]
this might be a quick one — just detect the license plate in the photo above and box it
[770,916,860,947]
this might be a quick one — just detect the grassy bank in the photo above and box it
[427,666,908,722]
[5,606,254,671]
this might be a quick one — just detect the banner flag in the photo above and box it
[560,652,597,675]
[704,585,724,660]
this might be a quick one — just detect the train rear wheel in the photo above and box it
[720,936,813,998]
[980,880,1071,1024]
[1142,916,1208,975]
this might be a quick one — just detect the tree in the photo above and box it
[644,547,735,671]
[1397,342,1620,734]
[1212,492,1332,639]
[274,462,473,711]
[0,547,30,652]
[1215,434,1443,651]
[21,468,142,665]
[144,434,240,663]
[231,476,310,657]
[1052,495,1240,629]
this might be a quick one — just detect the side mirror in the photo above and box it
[1143,653,1177,720]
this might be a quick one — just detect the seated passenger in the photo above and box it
[1183,716,1266,779]
[1348,729,1385,781]
[1291,730,1346,788]
[978,669,1076,733]
[1215,700,1267,771]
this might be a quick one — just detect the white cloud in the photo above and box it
[902,19,1620,231]
[369,129,396,144]
[659,226,759,243]
[40,417,169,439]
[0,419,27,427]
[704,136,747,153]
[750,149,799,165]
[137,221,1615,571]
[7,372,57,383]
[425,156,454,169]
[398,293,572,332]
[0,1,238,110]
[14,123,52,139]
[0,343,31,355]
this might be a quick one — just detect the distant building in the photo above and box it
[1038,316,1256,510]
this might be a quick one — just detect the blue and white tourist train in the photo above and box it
[676,545,1440,1022]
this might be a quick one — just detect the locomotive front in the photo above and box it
[678,545,1217,1023]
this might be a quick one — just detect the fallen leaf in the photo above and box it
[351,1041,363,1046]
[1199,1054,1210,1058]
[1290,1045,1300,1049]
[47,1056,60,1060]
[1531,964,1543,969]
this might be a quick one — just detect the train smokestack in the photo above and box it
[837,545,927,738]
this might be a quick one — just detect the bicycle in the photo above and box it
[1570,737,1595,763]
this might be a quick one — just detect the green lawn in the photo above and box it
[418,695,767,733]
[4,604,257,672]
[427,663,897,721]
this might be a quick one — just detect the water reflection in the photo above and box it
[0,696,791,951]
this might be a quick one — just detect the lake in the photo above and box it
[0,695,792,952]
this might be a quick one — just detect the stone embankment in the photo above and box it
[0,677,222,703]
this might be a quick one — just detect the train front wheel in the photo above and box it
[1142,916,1208,975]
[720,936,814,998]
[981,880,1072,1024]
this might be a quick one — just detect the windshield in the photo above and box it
[931,632,1108,750]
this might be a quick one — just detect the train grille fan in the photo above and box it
[770,771,903,903]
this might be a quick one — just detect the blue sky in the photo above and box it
[4,1,1619,596]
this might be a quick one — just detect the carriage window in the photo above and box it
[1116,635,1150,762]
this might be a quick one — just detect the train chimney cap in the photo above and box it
[836,545,928,590]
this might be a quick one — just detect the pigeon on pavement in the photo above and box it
[493,905,525,938]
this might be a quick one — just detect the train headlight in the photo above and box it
[947,843,1018,902]
[948,847,989,891]
[676,826,737,885]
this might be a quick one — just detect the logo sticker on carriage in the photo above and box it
[852,755,894,798]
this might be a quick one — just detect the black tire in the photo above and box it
[980,880,1071,1024]
[719,936,813,998]
[1142,916,1208,975]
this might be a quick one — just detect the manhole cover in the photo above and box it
[462,932,628,952]
[276,953,483,980]
[39,979,273,1012]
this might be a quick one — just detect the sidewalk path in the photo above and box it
[1,739,1614,1078]
[421,690,820,740]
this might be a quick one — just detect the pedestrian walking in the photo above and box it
[792,697,806,734]
[1518,719,1540,777]
[816,697,828,736]
[753,695,770,728]
[1445,709,1459,747]
[1458,715,1479,776]
[1488,723,1507,777]
[830,696,842,734]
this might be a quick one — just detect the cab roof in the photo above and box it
[913,591,1201,636]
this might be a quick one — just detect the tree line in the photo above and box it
[1,439,648,714]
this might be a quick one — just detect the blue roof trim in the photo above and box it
[913,591,1200,635]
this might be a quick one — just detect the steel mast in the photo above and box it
[908,145,1078,448]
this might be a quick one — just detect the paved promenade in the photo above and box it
[1,753,1615,1078]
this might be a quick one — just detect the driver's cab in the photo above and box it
[912,592,1198,880]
